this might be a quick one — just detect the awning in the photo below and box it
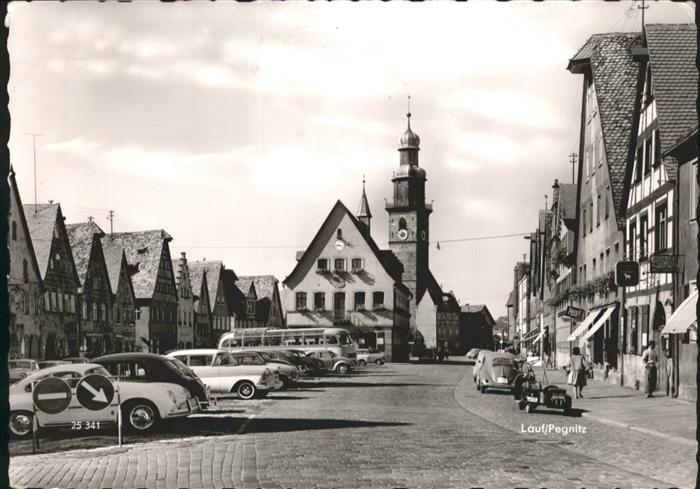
[661,291,698,335]
[519,328,540,342]
[532,329,545,343]
[566,309,603,341]
[580,306,616,342]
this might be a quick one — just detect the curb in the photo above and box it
[580,411,696,447]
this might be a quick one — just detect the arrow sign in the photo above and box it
[76,374,115,411]
[33,377,72,414]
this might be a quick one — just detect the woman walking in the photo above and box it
[565,346,590,399]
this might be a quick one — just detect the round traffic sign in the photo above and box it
[76,374,115,411]
[33,377,72,414]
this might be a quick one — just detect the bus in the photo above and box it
[217,327,357,359]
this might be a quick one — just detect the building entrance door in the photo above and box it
[333,293,345,322]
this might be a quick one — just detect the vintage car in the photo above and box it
[472,350,489,382]
[475,351,519,394]
[166,349,280,400]
[9,363,198,438]
[465,348,482,364]
[9,359,39,383]
[285,349,326,375]
[305,350,353,375]
[93,352,212,409]
[62,357,90,364]
[355,348,385,367]
[227,349,299,389]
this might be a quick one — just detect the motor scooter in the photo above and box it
[514,360,572,415]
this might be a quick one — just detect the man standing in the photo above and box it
[641,341,659,398]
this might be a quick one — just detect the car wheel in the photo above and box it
[358,360,367,367]
[9,411,33,439]
[336,363,349,375]
[123,401,159,433]
[518,401,526,411]
[235,381,256,400]
[525,403,535,413]
[480,383,487,394]
[476,379,481,391]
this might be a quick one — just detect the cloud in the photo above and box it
[453,133,523,164]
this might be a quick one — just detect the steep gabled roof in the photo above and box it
[558,183,578,221]
[66,221,106,285]
[106,230,172,299]
[506,289,516,308]
[569,32,642,229]
[189,260,224,302]
[284,200,407,293]
[461,304,496,326]
[420,270,444,305]
[237,275,279,301]
[23,203,59,278]
[645,24,698,155]
[9,169,43,286]
[101,237,129,296]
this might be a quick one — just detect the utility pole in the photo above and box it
[107,210,114,237]
[638,0,648,31]
[25,133,44,212]
[569,152,578,185]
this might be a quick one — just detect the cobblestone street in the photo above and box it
[10,362,695,489]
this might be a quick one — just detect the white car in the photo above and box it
[355,348,385,367]
[166,349,280,400]
[473,350,489,382]
[9,363,198,438]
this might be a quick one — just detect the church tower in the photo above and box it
[387,110,432,310]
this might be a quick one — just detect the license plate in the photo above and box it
[526,396,539,403]
[497,377,508,384]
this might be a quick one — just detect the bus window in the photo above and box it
[339,334,352,345]
[325,335,338,345]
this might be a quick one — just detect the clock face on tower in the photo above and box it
[334,239,346,251]
[397,229,409,241]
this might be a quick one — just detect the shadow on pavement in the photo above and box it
[296,381,431,388]
[244,417,410,433]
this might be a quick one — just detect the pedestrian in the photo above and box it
[665,348,674,397]
[641,341,659,398]
[444,347,450,362]
[437,347,444,363]
[565,346,590,399]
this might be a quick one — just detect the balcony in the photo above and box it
[385,201,433,212]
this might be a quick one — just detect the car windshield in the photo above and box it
[9,361,35,369]
[234,354,265,366]
[85,366,111,376]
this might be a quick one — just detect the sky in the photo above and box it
[6,1,695,319]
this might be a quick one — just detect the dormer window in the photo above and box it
[137,247,148,254]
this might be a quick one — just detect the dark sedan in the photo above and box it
[93,352,212,409]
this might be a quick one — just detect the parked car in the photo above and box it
[285,349,325,375]
[8,359,39,383]
[265,350,313,376]
[242,350,299,389]
[413,346,436,363]
[9,363,198,438]
[305,350,353,375]
[93,352,212,409]
[476,351,519,394]
[355,348,385,367]
[473,350,489,382]
[38,360,70,369]
[465,348,482,364]
[166,349,279,400]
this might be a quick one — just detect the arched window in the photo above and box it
[337,229,343,240]
[11,221,16,241]
[398,217,407,230]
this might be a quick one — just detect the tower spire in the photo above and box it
[407,95,411,130]
[358,175,372,235]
